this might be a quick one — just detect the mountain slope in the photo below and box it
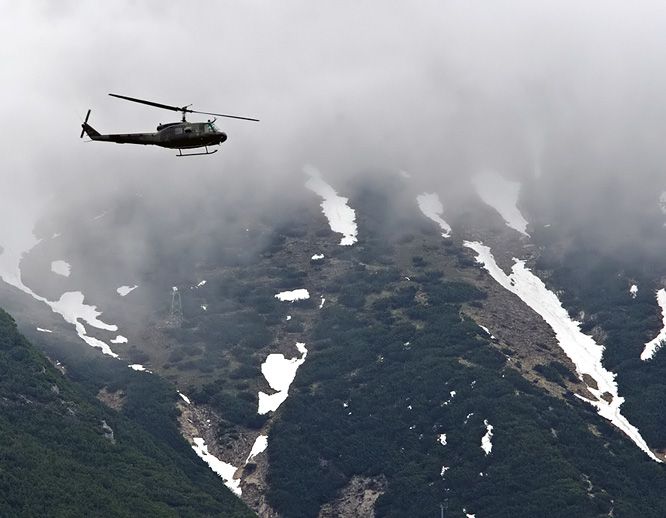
[0,308,253,517]
[5,171,666,517]
[261,183,666,518]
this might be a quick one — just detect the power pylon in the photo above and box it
[166,287,183,328]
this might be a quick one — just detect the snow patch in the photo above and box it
[472,171,530,236]
[258,390,289,414]
[438,433,447,446]
[201,304,208,311]
[478,324,495,339]
[36,327,52,333]
[258,343,308,414]
[51,260,71,277]
[481,419,494,455]
[641,289,666,361]
[51,292,119,357]
[110,335,128,344]
[192,437,241,496]
[319,297,326,309]
[464,241,662,463]
[0,202,122,357]
[416,193,452,238]
[196,280,207,288]
[246,435,268,464]
[117,285,138,296]
[311,253,325,261]
[304,165,358,245]
[630,284,638,299]
[440,466,450,477]
[275,289,310,302]
[178,392,191,405]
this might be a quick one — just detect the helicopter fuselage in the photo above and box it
[83,120,227,150]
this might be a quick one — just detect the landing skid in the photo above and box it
[176,146,218,157]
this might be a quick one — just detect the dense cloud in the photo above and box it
[2,1,666,272]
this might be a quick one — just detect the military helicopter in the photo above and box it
[80,93,259,156]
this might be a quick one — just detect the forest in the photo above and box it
[257,187,666,518]
[0,309,253,517]
[534,228,666,450]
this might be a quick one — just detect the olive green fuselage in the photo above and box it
[83,120,227,149]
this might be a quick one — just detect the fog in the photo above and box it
[3,1,666,306]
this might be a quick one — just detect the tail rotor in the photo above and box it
[80,109,91,138]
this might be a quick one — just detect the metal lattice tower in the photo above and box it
[166,287,183,328]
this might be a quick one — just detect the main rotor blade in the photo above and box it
[109,93,183,112]
[190,109,260,122]
[109,93,259,121]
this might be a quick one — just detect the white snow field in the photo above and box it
[275,289,310,302]
[117,285,138,296]
[629,284,638,299]
[51,292,119,357]
[192,437,242,496]
[246,435,268,464]
[464,241,662,463]
[50,260,71,277]
[417,193,452,238]
[472,171,530,236]
[641,289,666,361]
[304,165,358,245]
[481,420,494,455]
[0,207,124,358]
[258,343,308,414]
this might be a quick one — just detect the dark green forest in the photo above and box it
[0,308,253,518]
[534,228,666,450]
[259,184,666,518]
[265,261,666,517]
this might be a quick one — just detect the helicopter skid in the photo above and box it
[176,146,218,157]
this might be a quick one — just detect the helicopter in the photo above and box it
[80,93,259,156]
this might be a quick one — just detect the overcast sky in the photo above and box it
[3,1,666,237]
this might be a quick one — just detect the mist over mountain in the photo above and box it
[3,2,666,517]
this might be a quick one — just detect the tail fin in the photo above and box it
[80,109,101,139]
